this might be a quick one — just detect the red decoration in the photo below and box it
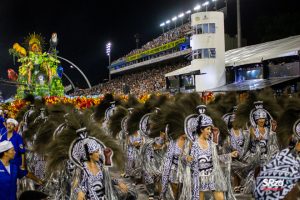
[7,68,18,81]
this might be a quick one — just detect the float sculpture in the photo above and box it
[9,33,64,98]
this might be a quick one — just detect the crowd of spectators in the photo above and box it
[111,23,191,65]
[70,62,189,97]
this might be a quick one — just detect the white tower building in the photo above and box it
[191,11,225,91]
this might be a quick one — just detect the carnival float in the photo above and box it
[8,33,64,98]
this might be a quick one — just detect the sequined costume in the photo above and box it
[160,139,186,199]
[78,162,107,200]
[240,102,280,194]
[249,127,279,166]
[190,140,214,191]
[125,131,143,178]
[255,148,300,200]
[190,139,231,200]
[141,137,166,197]
[229,128,246,156]
[181,105,236,200]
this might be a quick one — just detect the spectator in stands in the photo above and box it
[70,62,188,97]
[111,23,191,65]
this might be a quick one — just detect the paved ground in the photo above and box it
[110,168,254,200]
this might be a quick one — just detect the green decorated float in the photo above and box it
[9,33,64,98]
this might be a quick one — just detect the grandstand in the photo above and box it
[109,22,192,74]
[70,10,243,96]
[71,6,300,97]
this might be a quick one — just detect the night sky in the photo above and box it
[1,0,300,92]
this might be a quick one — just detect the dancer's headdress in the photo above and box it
[249,101,273,128]
[108,95,141,138]
[233,89,282,129]
[222,106,238,129]
[184,105,214,142]
[69,127,112,169]
[46,113,124,176]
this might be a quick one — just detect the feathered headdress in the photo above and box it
[208,92,238,116]
[93,93,114,122]
[277,98,300,148]
[33,103,74,155]
[149,93,203,140]
[46,112,124,175]
[108,106,128,138]
[233,88,282,129]
[107,95,141,138]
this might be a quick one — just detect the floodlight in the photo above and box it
[178,13,184,18]
[194,5,201,11]
[202,1,209,6]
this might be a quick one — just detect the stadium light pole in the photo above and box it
[237,0,242,47]
[160,22,165,33]
[172,16,177,29]
[178,13,184,26]
[185,10,191,22]
[212,0,218,10]
[166,20,171,30]
[202,1,210,12]
[106,42,111,66]
[106,42,112,81]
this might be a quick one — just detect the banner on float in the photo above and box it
[126,37,186,62]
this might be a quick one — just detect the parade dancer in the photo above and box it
[184,106,238,200]
[248,101,279,171]
[255,133,300,200]
[140,108,167,199]
[124,96,166,181]
[237,100,280,194]
[73,133,118,200]
[160,132,187,200]
[255,99,300,199]
[45,112,133,200]
[124,124,144,180]
[93,94,115,128]
[222,106,251,193]
[142,135,166,199]
[158,93,203,200]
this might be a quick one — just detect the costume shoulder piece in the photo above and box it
[139,113,152,137]
[94,93,114,122]
[104,101,117,121]
[184,114,199,142]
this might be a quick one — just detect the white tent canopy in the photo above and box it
[165,65,196,77]
[225,35,300,67]
[166,35,300,77]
